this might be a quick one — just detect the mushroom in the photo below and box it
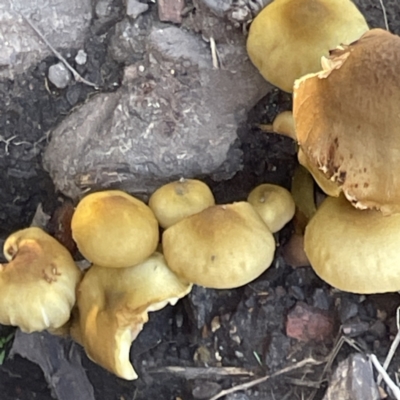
[304,195,400,294]
[0,227,81,333]
[294,29,400,214]
[162,202,275,289]
[247,183,295,233]
[74,252,192,380]
[246,0,369,92]
[71,190,159,268]
[149,178,215,229]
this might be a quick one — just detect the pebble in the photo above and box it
[48,62,71,89]
[126,0,149,19]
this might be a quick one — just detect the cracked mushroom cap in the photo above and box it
[246,0,368,92]
[0,227,81,333]
[247,183,295,233]
[293,29,400,214]
[162,202,275,289]
[149,178,215,229]
[305,195,400,294]
[294,29,400,214]
[71,190,159,268]
[75,252,192,380]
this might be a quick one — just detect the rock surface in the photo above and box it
[44,25,270,200]
[0,0,91,80]
[323,353,380,400]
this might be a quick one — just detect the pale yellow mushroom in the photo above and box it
[71,190,159,268]
[149,178,215,229]
[247,184,295,233]
[75,252,192,380]
[162,202,275,289]
[0,227,81,333]
[247,0,368,92]
[305,195,400,293]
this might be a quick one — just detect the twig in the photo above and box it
[377,306,400,385]
[149,366,255,380]
[15,9,98,88]
[378,0,389,31]
[209,37,219,69]
[370,354,400,400]
[208,357,325,400]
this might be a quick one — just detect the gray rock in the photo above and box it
[0,0,92,80]
[75,49,88,65]
[323,353,380,400]
[94,0,114,18]
[43,25,270,200]
[10,330,95,400]
[126,0,149,19]
[48,62,71,89]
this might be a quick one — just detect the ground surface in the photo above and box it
[1,1,400,400]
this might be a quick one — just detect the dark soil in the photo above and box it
[1,1,400,400]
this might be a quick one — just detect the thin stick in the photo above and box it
[208,358,325,400]
[378,0,389,31]
[149,366,255,380]
[17,10,98,88]
[370,354,400,400]
[209,37,219,69]
[377,330,400,385]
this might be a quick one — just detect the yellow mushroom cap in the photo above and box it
[149,178,215,229]
[71,190,159,268]
[75,252,192,380]
[162,202,275,289]
[0,227,81,333]
[294,29,400,215]
[304,195,400,294]
[247,184,295,233]
[246,0,368,92]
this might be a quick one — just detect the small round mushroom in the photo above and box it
[71,190,159,268]
[246,0,369,92]
[0,227,81,333]
[162,202,275,289]
[247,184,295,233]
[304,195,400,294]
[149,178,215,229]
[294,29,400,214]
[75,252,192,380]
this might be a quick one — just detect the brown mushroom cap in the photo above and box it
[75,252,192,380]
[149,178,215,229]
[247,184,295,233]
[294,29,400,215]
[246,0,368,92]
[71,190,159,268]
[304,195,400,294]
[162,202,275,289]
[0,227,81,333]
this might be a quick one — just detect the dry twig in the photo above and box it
[11,3,98,88]
[208,357,325,400]
[378,0,389,31]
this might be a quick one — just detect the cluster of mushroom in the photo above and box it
[247,0,400,294]
[0,179,296,380]
[68,181,295,379]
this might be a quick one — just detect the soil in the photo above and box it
[1,1,400,400]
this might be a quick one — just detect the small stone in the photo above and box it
[48,62,71,89]
[323,353,380,400]
[192,381,221,399]
[158,0,185,24]
[342,319,370,337]
[286,301,334,342]
[312,288,331,310]
[75,49,87,65]
[126,0,149,19]
[338,296,359,323]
